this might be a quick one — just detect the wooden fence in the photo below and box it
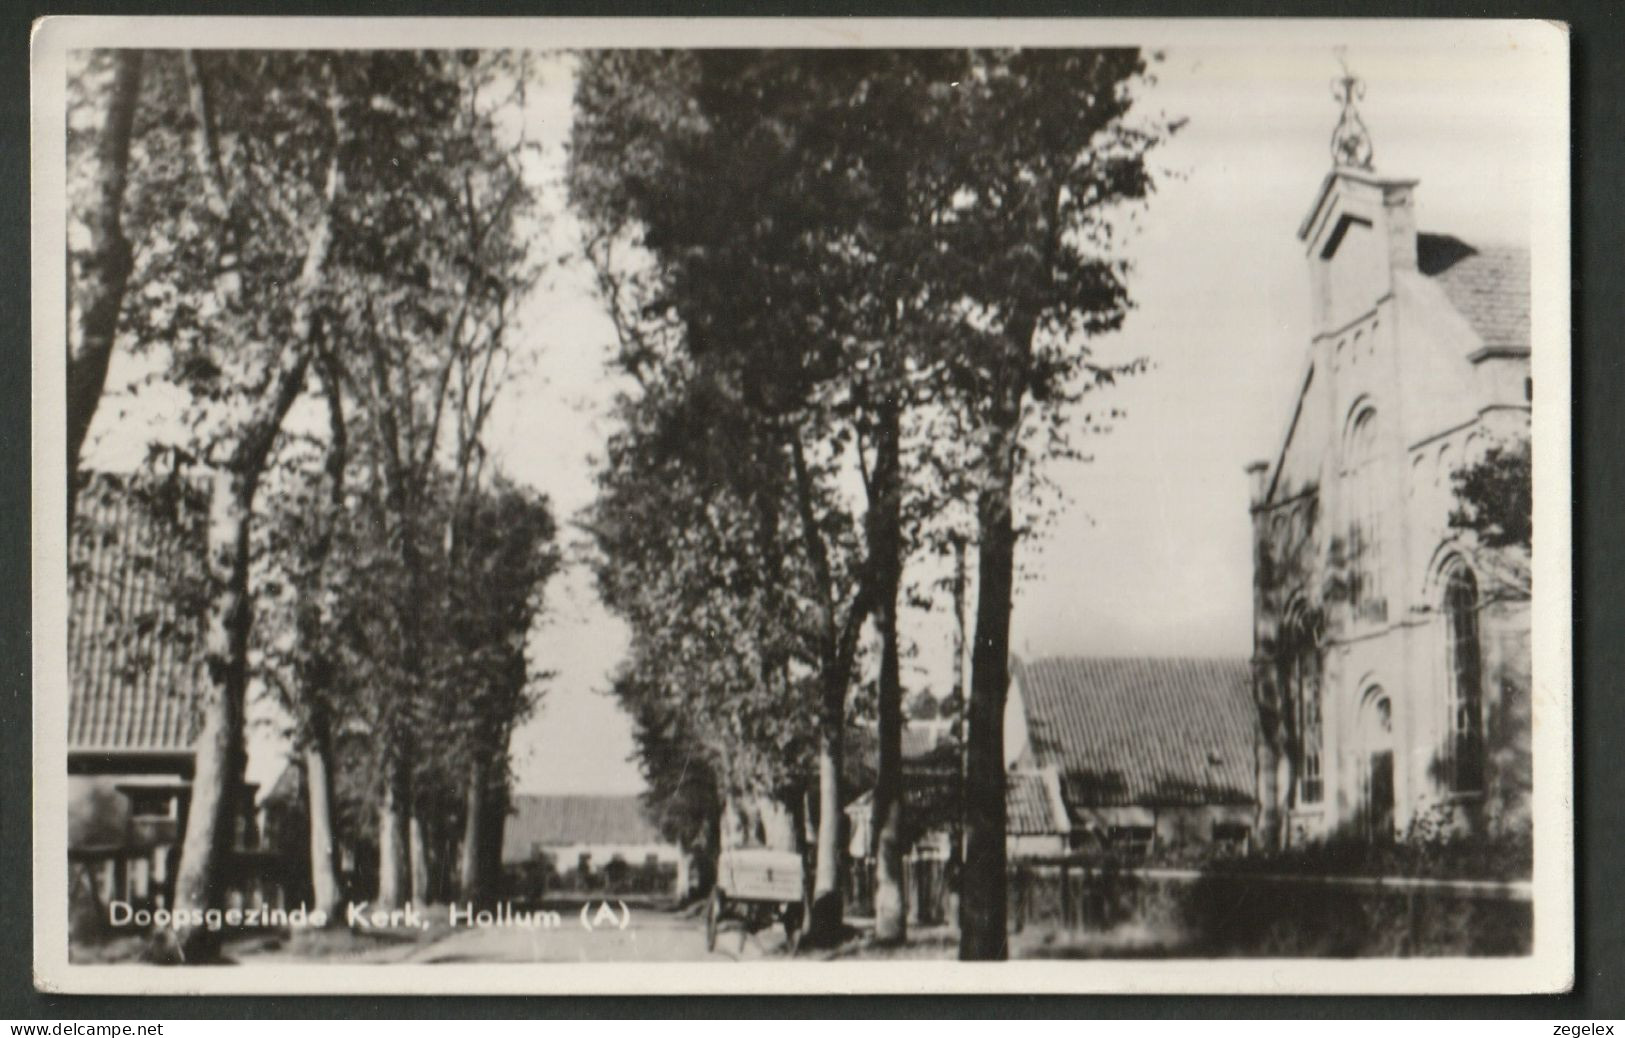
[845,856,1532,955]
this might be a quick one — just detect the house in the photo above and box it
[1245,76,1532,848]
[1003,657,1261,857]
[1002,767,1073,859]
[67,474,260,916]
[501,793,687,897]
[843,720,962,862]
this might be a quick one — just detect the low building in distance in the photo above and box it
[502,793,688,899]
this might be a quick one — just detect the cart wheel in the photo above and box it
[705,888,723,952]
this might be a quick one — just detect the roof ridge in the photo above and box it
[1418,231,1529,252]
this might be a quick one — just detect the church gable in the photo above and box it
[1388,237,1531,453]
[1247,64,1532,853]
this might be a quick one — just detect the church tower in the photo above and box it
[1248,60,1532,850]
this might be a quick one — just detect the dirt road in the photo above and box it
[394,902,794,964]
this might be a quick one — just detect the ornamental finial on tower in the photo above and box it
[1329,49,1374,171]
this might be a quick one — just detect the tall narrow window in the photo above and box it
[1444,564,1486,793]
[1361,689,1397,843]
[1297,644,1324,804]
[1345,407,1384,621]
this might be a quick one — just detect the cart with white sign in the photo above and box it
[706,848,807,954]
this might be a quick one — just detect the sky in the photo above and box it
[82,32,1553,798]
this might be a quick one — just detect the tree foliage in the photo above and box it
[1450,440,1533,552]
[1447,437,1532,601]
[570,50,1177,953]
[66,50,558,950]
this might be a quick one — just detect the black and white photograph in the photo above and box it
[30,17,1572,995]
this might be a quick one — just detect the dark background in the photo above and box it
[3,0,1618,1020]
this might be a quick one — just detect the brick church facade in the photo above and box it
[1246,81,1532,849]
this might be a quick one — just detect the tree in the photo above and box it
[274,459,556,912]
[101,50,542,958]
[586,353,824,837]
[66,51,145,518]
[122,51,351,960]
[572,51,866,941]
[912,51,1177,960]
[611,671,725,898]
[252,358,350,922]
[1449,437,1532,598]
[300,50,542,910]
[445,478,560,905]
[571,50,969,946]
[570,50,1175,953]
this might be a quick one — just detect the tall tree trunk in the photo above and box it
[162,55,339,960]
[376,760,410,911]
[785,432,871,948]
[459,757,487,904]
[870,400,907,945]
[67,50,144,519]
[304,708,343,922]
[373,432,430,908]
[478,768,509,901]
[807,690,845,945]
[959,401,1021,962]
[163,476,253,962]
[698,803,722,897]
[409,811,431,907]
[302,359,347,922]
[165,347,311,962]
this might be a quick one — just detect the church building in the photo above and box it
[1246,73,1532,849]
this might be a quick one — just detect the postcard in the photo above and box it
[31,15,1572,994]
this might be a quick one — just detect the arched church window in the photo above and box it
[1296,642,1324,805]
[1360,687,1397,843]
[1444,563,1486,793]
[1280,602,1324,809]
[1345,406,1383,620]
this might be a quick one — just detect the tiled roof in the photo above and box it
[1012,657,1259,809]
[68,474,208,754]
[843,720,958,795]
[1419,234,1531,352]
[502,795,666,862]
[1005,770,1058,835]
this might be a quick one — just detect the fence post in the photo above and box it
[903,857,912,922]
[1405,888,1419,955]
[1020,863,1028,933]
[1060,861,1071,930]
[1011,863,1024,934]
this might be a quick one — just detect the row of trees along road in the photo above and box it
[66,50,560,962]
[569,50,1179,958]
